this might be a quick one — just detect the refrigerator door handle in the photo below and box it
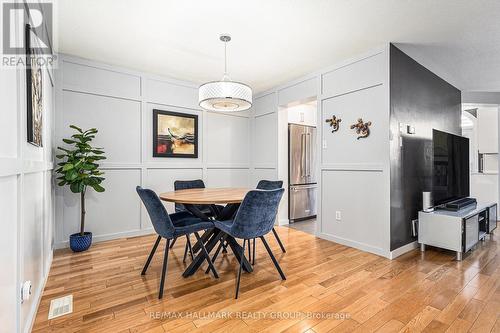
[307,133,311,177]
[290,184,317,190]
[304,134,308,178]
[300,133,306,178]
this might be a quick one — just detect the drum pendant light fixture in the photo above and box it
[198,35,252,112]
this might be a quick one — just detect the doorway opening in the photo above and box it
[277,100,318,235]
[461,103,499,213]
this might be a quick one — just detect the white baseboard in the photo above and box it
[25,250,53,333]
[277,218,289,226]
[317,232,390,259]
[54,228,155,249]
[389,241,418,259]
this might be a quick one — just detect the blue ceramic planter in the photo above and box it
[69,232,92,252]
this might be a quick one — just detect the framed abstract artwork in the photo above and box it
[153,109,198,158]
[25,24,43,147]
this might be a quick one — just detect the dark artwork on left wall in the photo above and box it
[153,109,198,158]
[26,24,43,147]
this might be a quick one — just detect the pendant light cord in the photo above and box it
[223,40,228,79]
[219,34,231,81]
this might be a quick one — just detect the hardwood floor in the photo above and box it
[33,225,500,333]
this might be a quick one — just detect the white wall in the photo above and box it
[251,48,392,257]
[319,50,391,257]
[250,92,279,188]
[287,102,317,127]
[55,55,251,248]
[477,106,499,155]
[463,104,500,213]
[0,3,55,332]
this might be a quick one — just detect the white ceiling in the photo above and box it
[55,0,500,93]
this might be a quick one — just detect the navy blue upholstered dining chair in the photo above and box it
[173,179,227,257]
[136,186,219,299]
[169,179,207,261]
[213,188,285,298]
[173,179,206,213]
[255,180,286,255]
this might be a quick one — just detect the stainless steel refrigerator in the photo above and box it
[288,124,317,222]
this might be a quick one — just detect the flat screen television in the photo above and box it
[432,129,470,206]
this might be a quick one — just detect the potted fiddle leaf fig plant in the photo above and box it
[55,125,106,252]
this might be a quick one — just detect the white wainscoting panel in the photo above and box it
[62,61,141,100]
[0,6,56,333]
[43,171,55,272]
[322,53,385,98]
[321,169,389,254]
[21,173,45,329]
[205,112,250,166]
[253,92,277,117]
[321,85,387,165]
[0,176,18,333]
[253,113,278,167]
[62,169,142,239]
[278,77,317,106]
[0,69,18,158]
[62,91,142,164]
[251,168,278,187]
[144,78,198,110]
[206,168,250,188]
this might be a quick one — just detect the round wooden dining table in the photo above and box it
[159,187,252,277]
[160,187,249,204]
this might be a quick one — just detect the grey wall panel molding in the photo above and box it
[57,55,252,247]
[389,44,461,251]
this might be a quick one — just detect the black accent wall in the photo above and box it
[390,44,461,251]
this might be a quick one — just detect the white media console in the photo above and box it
[418,203,497,260]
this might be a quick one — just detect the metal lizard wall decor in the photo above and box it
[350,118,372,139]
[325,115,341,133]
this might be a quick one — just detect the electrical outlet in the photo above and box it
[335,211,341,221]
[411,219,418,237]
[21,281,32,303]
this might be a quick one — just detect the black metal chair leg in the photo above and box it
[186,235,194,260]
[248,239,252,263]
[182,240,189,263]
[194,232,219,278]
[205,238,224,274]
[252,238,256,265]
[272,228,286,253]
[158,239,170,299]
[235,239,247,299]
[141,235,161,275]
[169,237,177,249]
[260,236,286,280]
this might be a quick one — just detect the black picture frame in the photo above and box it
[25,23,43,147]
[153,109,198,158]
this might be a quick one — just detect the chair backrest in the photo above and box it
[173,179,206,212]
[136,186,174,238]
[256,180,283,190]
[230,188,284,239]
